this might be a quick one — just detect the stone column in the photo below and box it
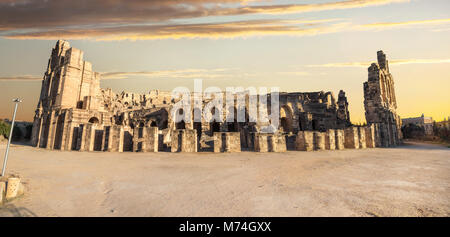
[78,124,86,151]
[314,132,325,151]
[213,132,223,153]
[325,129,336,150]
[335,129,345,150]
[365,125,376,148]
[254,133,269,152]
[344,127,359,149]
[295,131,314,151]
[272,134,287,152]
[145,127,159,152]
[358,127,367,149]
[45,111,56,150]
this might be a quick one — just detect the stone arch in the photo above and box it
[209,106,221,134]
[280,105,293,133]
[175,108,186,129]
[88,117,99,124]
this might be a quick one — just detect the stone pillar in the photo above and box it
[171,129,197,152]
[335,129,345,150]
[325,129,336,150]
[31,116,43,147]
[144,127,159,152]
[102,126,110,151]
[213,132,223,153]
[272,134,287,152]
[358,127,367,149]
[63,122,75,151]
[379,123,389,147]
[59,112,71,151]
[78,124,86,151]
[314,132,326,151]
[344,127,359,149]
[365,125,376,148]
[295,131,314,151]
[107,125,124,152]
[254,133,269,152]
[214,132,241,153]
[83,123,96,151]
[45,111,56,150]
[373,124,382,147]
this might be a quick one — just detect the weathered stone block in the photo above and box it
[107,125,124,152]
[272,134,287,152]
[0,181,5,203]
[314,132,326,150]
[365,125,376,148]
[133,127,158,152]
[344,127,359,149]
[358,127,367,149]
[5,177,20,200]
[335,129,345,150]
[171,129,197,152]
[295,131,314,151]
[325,129,336,150]
[254,133,269,152]
[214,132,241,152]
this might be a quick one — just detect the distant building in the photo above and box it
[402,114,434,136]
[435,117,450,130]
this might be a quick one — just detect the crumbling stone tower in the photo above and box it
[31,40,103,149]
[363,50,402,146]
[337,90,351,127]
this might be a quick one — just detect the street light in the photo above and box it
[1,98,22,177]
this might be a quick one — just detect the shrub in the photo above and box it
[0,120,11,139]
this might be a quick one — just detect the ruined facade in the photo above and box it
[363,51,402,147]
[31,41,400,153]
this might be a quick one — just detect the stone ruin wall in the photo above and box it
[363,50,402,147]
[31,40,401,153]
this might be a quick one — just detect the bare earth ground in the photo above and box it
[0,141,448,217]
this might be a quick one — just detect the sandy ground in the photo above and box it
[0,141,449,217]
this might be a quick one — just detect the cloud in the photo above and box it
[0,0,410,40]
[221,0,409,15]
[101,68,235,79]
[0,68,237,81]
[0,75,42,81]
[277,71,310,76]
[361,18,450,29]
[4,18,350,40]
[308,59,450,68]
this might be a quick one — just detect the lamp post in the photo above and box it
[1,98,22,177]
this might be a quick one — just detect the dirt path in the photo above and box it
[0,141,449,217]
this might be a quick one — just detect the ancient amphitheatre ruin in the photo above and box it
[30,40,402,154]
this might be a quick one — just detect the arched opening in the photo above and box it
[210,122,221,133]
[226,107,239,132]
[298,119,303,131]
[280,106,293,133]
[138,122,144,138]
[312,120,318,130]
[150,121,157,127]
[88,117,99,124]
[209,107,221,134]
[160,120,168,129]
[176,120,186,129]
[175,108,186,129]
[193,108,202,138]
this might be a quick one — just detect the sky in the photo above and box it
[0,0,449,123]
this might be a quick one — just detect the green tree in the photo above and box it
[0,120,11,139]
